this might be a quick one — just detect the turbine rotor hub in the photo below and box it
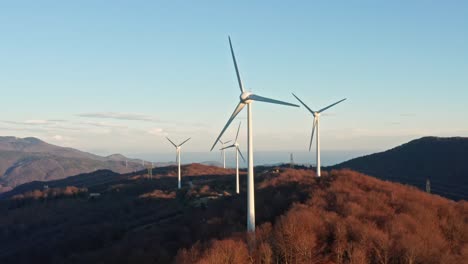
[240,91,253,104]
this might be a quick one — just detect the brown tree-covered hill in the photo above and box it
[333,136,468,200]
[0,136,151,192]
[0,163,238,200]
[0,164,466,264]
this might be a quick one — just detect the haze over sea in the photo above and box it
[134,149,372,168]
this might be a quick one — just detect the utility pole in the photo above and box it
[290,153,294,168]
[426,178,431,193]
[147,166,152,180]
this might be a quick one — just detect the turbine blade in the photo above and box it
[292,93,315,115]
[229,36,244,93]
[309,118,317,151]
[220,144,236,150]
[318,98,347,113]
[178,137,191,147]
[235,122,241,142]
[210,102,246,151]
[176,150,179,163]
[224,140,232,144]
[166,137,177,148]
[237,147,246,162]
[249,94,299,107]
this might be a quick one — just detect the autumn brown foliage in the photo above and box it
[176,169,468,264]
[1,165,467,264]
[11,186,87,200]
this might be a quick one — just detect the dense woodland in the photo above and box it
[0,165,466,263]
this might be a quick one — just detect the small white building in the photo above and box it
[89,193,101,198]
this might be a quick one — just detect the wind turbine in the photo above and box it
[218,139,232,168]
[220,122,245,194]
[211,37,299,232]
[166,137,191,189]
[292,93,346,177]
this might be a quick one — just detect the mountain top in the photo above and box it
[0,136,150,191]
[105,153,129,161]
[334,136,468,200]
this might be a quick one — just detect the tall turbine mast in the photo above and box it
[221,122,245,194]
[166,137,191,189]
[211,37,299,232]
[292,93,346,177]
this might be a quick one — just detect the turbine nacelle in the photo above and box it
[240,91,253,104]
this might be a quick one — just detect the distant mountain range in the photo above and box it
[2,136,468,200]
[333,136,468,200]
[0,136,152,192]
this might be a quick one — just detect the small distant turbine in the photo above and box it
[211,37,299,232]
[220,122,245,194]
[292,93,346,177]
[218,139,232,168]
[166,137,191,189]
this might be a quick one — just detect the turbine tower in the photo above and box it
[292,93,346,177]
[220,122,245,194]
[211,37,299,232]
[218,139,232,168]
[166,137,191,189]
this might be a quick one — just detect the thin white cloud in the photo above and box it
[24,119,49,124]
[78,112,160,122]
[80,121,127,129]
[52,135,64,141]
[2,120,63,126]
[147,128,168,136]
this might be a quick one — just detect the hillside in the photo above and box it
[0,163,239,200]
[334,137,468,200]
[0,164,466,263]
[0,136,150,192]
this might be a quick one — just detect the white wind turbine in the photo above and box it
[292,93,346,177]
[218,139,232,168]
[220,122,245,194]
[211,37,299,232]
[166,137,191,189]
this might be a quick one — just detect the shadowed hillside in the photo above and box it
[0,163,240,200]
[333,137,468,200]
[0,164,466,263]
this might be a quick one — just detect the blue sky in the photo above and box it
[1,1,467,164]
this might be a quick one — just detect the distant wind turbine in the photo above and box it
[220,122,245,194]
[166,137,191,189]
[292,93,346,177]
[218,139,232,168]
[211,37,299,232]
